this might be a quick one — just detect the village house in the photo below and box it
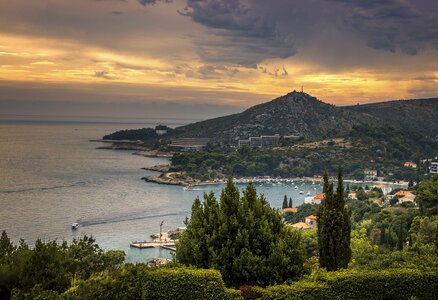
[305,215,317,229]
[392,190,416,204]
[283,207,298,213]
[348,192,357,200]
[404,161,417,168]
[304,193,325,205]
[430,162,438,174]
[364,169,378,180]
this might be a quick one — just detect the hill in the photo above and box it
[345,98,438,137]
[173,91,377,142]
[170,124,438,181]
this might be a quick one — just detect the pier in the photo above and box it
[130,241,176,251]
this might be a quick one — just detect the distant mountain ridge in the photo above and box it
[173,91,378,142]
[344,98,438,137]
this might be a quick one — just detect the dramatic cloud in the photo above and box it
[179,0,296,66]
[138,0,172,5]
[0,0,437,118]
[328,0,438,55]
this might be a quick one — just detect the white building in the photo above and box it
[430,162,438,174]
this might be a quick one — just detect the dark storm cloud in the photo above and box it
[138,0,172,5]
[178,0,296,67]
[327,0,438,55]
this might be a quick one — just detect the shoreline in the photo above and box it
[142,171,408,188]
[95,144,408,188]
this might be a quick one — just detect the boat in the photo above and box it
[71,222,79,230]
[295,186,298,189]
[183,184,194,191]
[299,190,304,194]
[306,192,311,196]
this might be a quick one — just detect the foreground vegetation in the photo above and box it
[1,175,437,299]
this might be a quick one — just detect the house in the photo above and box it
[283,207,298,213]
[238,140,251,147]
[305,215,317,229]
[261,135,281,147]
[348,192,357,200]
[304,193,325,205]
[238,134,281,148]
[290,222,310,230]
[394,190,415,197]
[364,169,378,180]
[399,194,416,204]
[155,125,168,136]
[430,162,438,174]
[312,193,325,205]
[404,161,417,168]
[169,138,210,151]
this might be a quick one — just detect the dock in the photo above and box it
[130,240,176,251]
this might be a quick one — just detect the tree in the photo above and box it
[282,195,288,209]
[289,197,293,208]
[416,175,438,216]
[0,231,14,261]
[397,219,404,251]
[176,178,306,287]
[317,170,351,271]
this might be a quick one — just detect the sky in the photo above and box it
[0,0,437,119]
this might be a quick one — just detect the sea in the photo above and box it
[0,115,324,262]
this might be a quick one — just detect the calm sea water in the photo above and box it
[0,116,323,262]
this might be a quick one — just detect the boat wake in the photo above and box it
[77,211,190,227]
[0,181,88,194]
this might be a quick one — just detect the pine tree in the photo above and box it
[176,178,305,287]
[317,170,351,271]
[282,195,288,209]
[288,197,293,208]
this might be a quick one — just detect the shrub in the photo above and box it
[252,268,438,300]
[252,281,333,300]
[142,267,234,300]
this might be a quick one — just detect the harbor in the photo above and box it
[129,223,184,252]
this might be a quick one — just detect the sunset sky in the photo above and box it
[1,0,437,119]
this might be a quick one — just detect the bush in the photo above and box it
[142,267,236,300]
[253,268,438,299]
[253,281,332,300]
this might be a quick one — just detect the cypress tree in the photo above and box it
[317,170,351,271]
[435,227,438,254]
[282,195,288,209]
[288,197,293,208]
[397,219,404,251]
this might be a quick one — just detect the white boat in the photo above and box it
[71,222,79,230]
[299,190,304,194]
[295,186,298,189]
[307,192,311,196]
[183,184,194,191]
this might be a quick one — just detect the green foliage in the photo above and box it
[64,264,146,300]
[176,179,306,287]
[0,233,125,299]
[254,268,438,300]
[416,174,438,216]
[317,171,351,271]
[170,124,437,181]
[142,267,233,300]
[253,281,333,300]
[103,128,161,141]
[283,203,318,224]
[282,195,288,209]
